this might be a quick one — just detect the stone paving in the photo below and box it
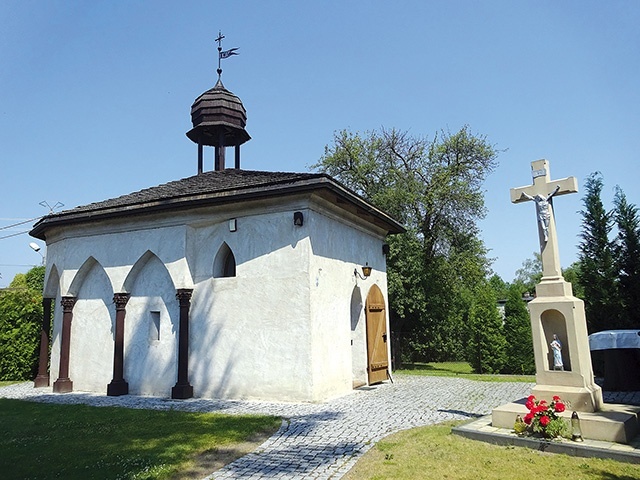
[2,376,638,479]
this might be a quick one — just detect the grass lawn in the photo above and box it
[0,398,281,480]
[396,361,536,383]
[344,421,640,480]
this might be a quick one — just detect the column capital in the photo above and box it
[60,296,77,312]
[176,288,193,306]
[113,292,131,310]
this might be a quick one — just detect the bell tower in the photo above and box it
[186,32,250,173]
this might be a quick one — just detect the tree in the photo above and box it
[314,126,499,362]
[488,273,509,301]
[562,261,584,299]
[465,282,506,374]
[513,253,542,295]
[612,187,640,329]
[0,266,45,380]
[577,173,621,332]
[502,284,535,374]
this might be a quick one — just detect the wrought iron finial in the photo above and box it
[215,30,239,80]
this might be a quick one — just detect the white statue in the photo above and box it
[550,334,563,371]
[521,185,561,242]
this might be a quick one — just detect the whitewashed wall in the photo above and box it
[43,194,391,402]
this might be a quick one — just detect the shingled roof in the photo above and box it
[30,169,405,240]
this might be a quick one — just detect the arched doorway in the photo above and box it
[365,284,389,384]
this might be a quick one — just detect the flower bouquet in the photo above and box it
[514,395,570,439]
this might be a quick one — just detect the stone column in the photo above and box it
[34,297,53,387]
[107,293,131,396]
[172,288,194,399]
[53,296,76,393]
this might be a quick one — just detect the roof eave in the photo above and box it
[29,176,405,240]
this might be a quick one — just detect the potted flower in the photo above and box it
[514,395,570,439]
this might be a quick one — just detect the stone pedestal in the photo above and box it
[492,401,640,444]
[527,279,603,412]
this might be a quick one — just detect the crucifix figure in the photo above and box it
[510,159,578,280]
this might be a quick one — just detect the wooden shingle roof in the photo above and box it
[30,170,405,239]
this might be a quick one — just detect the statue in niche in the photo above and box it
[520,185,560,242]
[550,334,564,371]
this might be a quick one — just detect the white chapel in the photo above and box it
[29,60,404,403]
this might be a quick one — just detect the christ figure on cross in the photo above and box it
[520,184,561,243]
[510,159,578,280]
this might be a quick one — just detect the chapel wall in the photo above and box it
[307,208,390,400]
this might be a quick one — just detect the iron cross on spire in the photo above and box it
[510,159,578,280]
[215,30,239,79]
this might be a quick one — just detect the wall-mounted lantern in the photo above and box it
[354,263,372,280]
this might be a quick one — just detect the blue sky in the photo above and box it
[1,1,639,287]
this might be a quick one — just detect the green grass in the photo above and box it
[0,398,281,480]
[344,421,640,479]
[397,362,536,383]
[0,380,18,387]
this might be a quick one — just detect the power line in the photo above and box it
[0,216,43,231]
[0,230,30,240]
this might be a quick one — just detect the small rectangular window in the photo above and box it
[150,311,160,341]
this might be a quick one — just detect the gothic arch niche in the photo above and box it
[213,242,236,278]
[43,264,60,299]
[67,257,114,393]
[541,309,571,371]
[123,252,178,396]
[350,286,367,388]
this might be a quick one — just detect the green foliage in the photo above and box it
[562,261,584,299]
[0,267,44,380]
[0,398,280,479]
[25,265,45,292]
[488,274,509,301]
[574,175,640,332]
[314,126,499,363]
[512,252,541,295]
[502,284,535,375]
[465,282,506,374]
[578,173,622,332]
[613,187,640,329]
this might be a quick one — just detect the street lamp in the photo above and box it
[29,242,45,265]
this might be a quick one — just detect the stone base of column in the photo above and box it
[52,378,73,393]
[171,383,194,399]
[34,374,50,388]
[107,380,129,396]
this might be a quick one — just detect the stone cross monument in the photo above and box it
[510,159,602,412]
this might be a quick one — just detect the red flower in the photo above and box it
[539,415,550,427]
[554,402,565,413]
[524,413,533,424]
[552,395,561,402]
[525,395,536,410]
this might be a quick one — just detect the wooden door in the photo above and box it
[365,284,389,384]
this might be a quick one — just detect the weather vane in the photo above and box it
[216,31,239,79]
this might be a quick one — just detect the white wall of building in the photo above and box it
[42,194,391,402]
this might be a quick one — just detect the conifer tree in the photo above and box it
[613,187,640,329]
[465,283,505,374]
[577,173,620,332]
[502,284,535,374]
